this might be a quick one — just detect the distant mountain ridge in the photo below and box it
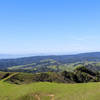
[0,52,100,72]
[0,53,49,59]
[0,54,26,59]
[0,52,100,59]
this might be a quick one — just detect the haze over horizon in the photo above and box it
[0,0,100,54]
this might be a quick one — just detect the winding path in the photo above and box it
[35,94,41,100]
[35,94,55,100]
[47,94,55,100]
[1,72,19,82]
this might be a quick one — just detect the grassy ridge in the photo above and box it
[0,81,100,100]
[0,67,100,100]
[5,66,100,84]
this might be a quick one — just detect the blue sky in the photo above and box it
[0,0,100,54]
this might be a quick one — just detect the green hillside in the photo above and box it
[0,66,100,84]
[0,66,100,100]
[0,81,100,100]
[1,52,100,73]
[1,61,100,73]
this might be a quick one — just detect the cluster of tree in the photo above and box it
[1,66,100,84]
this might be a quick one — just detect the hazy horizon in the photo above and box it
[0,50,100,55]
[0,0,100,54]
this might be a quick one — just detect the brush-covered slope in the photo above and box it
[0,66,100,100]
[0,66,100,84]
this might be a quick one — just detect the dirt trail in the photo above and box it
[47,94,55,100]
[35,94,41,100]
[35,94,55,100]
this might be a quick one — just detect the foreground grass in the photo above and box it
[0,81,100,100]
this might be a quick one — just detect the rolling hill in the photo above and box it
[1,52,100,72]
[0,67,100,100]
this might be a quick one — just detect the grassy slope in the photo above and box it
[0,81,100,100]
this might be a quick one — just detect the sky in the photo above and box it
[0,0,100,55]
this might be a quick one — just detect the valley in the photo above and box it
[0,52,100,100]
